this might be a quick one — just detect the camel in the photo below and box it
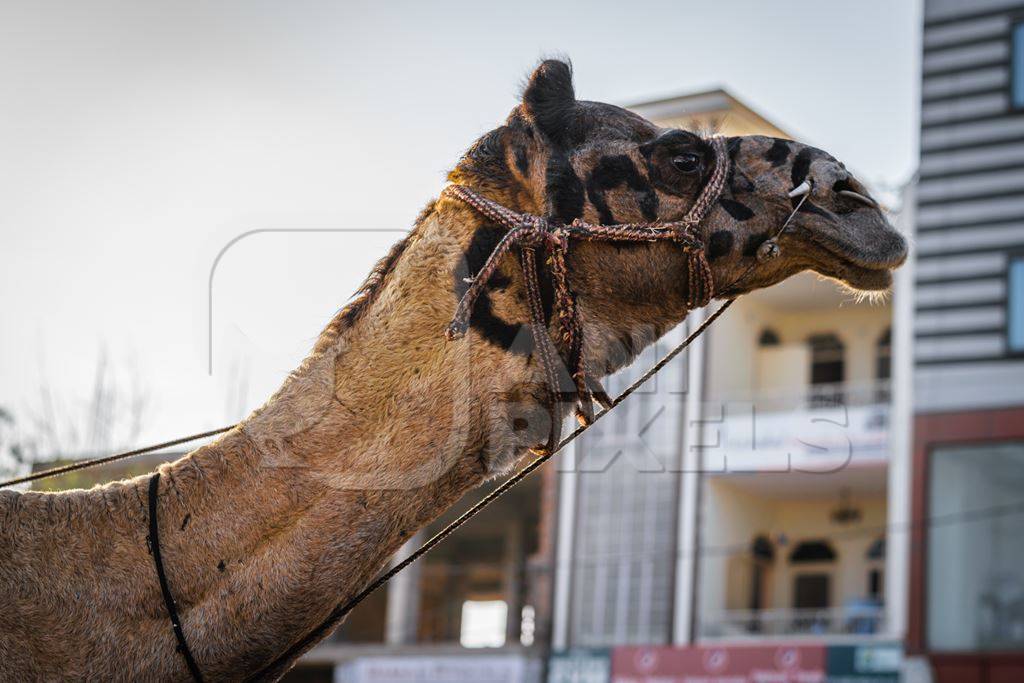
[0,59,907,681]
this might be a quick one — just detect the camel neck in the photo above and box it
[141,207,502,676]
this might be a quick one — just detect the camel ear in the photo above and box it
[522,59,576,146]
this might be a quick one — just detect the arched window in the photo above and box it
[808,333,845,407]
[759,328,781,346]
[789,540,837,564]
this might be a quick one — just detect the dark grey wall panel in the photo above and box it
[924,15,1009,49]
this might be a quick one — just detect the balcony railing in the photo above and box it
[712,380,891,414]
[705,380,891,471]
[700,606,887,639]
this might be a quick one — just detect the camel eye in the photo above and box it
[672,153,701,174]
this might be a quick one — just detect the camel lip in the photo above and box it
[801,229,903,292]
[807,230,908,272]
[833,261,894,291]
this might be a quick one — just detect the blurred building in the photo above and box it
[907,1,1024,681]
[550,92,903,683]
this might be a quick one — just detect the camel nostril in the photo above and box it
[832,179,855,194]
[833,178,876,208]
[838,190,876,207]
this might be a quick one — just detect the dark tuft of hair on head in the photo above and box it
[521,59,577,147]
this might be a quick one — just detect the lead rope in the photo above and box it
[242,298,734,683]
[0,138,812,682]
[248,167,814,682]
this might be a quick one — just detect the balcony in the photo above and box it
[700,605,888,640]
[702,380,891,474]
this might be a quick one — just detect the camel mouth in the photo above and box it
[803,210,907,292]
[828,259,895,291]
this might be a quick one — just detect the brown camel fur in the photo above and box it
[0,60,906,681]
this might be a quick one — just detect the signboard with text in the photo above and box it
[826,643,901,682]
[612,644,826,683]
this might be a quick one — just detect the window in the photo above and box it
[808,334,845,407]
[1009,257,1024,352]
[789,540,837,563]
[876,328,891,381]
[1014,24,1024,108]
[460,600,507,648]
[866,537,885,604]
[759,328,781,346]
[868,569,884,602]
[875,328,892,402]
[793,574,830,610]
[928,442,1024,651]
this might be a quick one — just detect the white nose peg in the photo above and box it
[787,179,812,198]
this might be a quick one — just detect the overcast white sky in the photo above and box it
[0,0,921,450]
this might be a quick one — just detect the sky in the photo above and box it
[0,0,921,454]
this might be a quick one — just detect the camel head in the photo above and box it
[707,135,908,297]
[446,59,907,371]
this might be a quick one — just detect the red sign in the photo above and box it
[612,644,826,683]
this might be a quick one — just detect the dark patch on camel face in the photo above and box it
[743,232,770,257]
[586,154,659,224]
[708,230,734,261]
[455,225,525,353]
[766,138,791,167]
[514,146,530,176]
[455,221,560,355]
[791,147,813,187]
[719,198,755,221]
[546,153,586,223]
[726,137,759,194]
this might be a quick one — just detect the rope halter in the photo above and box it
[442,136,730,454]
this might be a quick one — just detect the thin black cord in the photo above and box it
[148,473,205,682]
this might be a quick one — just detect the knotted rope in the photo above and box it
[442,136,729,451]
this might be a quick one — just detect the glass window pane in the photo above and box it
[1014,25,1024,108]
[927,442,1024,651]
[1010,259,1024,352]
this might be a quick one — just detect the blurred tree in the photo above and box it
[28,346,149,463]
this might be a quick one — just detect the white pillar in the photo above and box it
[385,532,423,645]
[673,308,707,644]
[551,443,579,650]
[886,180,917,640]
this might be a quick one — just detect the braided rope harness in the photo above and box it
[441,136,729,454]
[1,136,753,682]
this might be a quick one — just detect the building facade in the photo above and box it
[909,1,1024,681]
[550,91,905,682]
